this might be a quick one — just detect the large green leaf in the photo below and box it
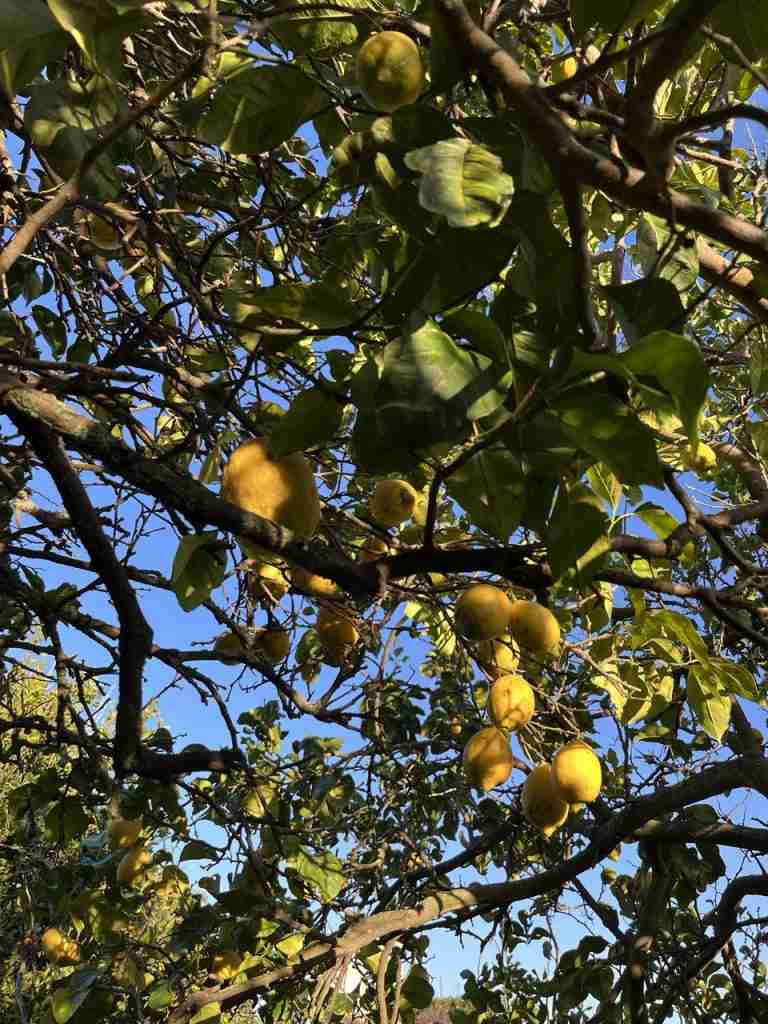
[48,0,145,77]
[603,278,686,342]
[401,966,434,1010]
[0,0,67,95]
[291,847,346,903]
[404,138,515,228]
[635,214,700,293]
[504,193,579,332]
[547,484,610,581]
[377,320,513,446]
[711,2,768,60]
[571,0,668,34]
[552,389,663,486]
[688,666,732,742]
[44,798,89,843]
[269,387,345,457]
[446,446,525,542]
[271,0,359,54]
[171,533,227,613]
[199,61,325,155]
[227,282,358,332]
[621,331,710,446]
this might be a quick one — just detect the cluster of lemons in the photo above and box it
[457,583,602,838]
[40,816,151,969]
[217,440,420,668]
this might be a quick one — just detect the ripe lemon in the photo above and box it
[477,635,520,675]
[551,740,602,804]
[356,31,425,113]
[214,631,245,661]
[681,442,717,475]
[211,950,242,981]
[291,566,339,597]
[317,606,360,664]
[521,764,569,837]
[116,845,152,886]
[488,674,535,731]
[250,561,290,601]
[508,601,560,656]
[359,536,389,562]
[222,438,321,544]
[455,584,513,642]
[107,817,143,850]
[41,927,80,965]
[370,479,418,526]
[463,726,515,792]
[254,627,291,663]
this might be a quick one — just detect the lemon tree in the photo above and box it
[1,2,768,1023]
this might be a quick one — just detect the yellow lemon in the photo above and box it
[41,928,70,965]
[356,31,425,113]
[462,726,515,792]
[488,674,535,731]
[370,479,418,526]
[359,537,390,562]
[291,566,339,597]
[455,584,513,642]
[508,601,560,656]
[477,635,520,675]
[316,606,360,665]
[107,817,143,850]
[222,438,321,544]
[250,561,290,601]
[211,950,242,981]
[116,845,153,886]
[551,741,602,804]
[521,764,569,837]
[681,442,717,475]
[254,627,291,663]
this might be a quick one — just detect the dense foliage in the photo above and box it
[1,1,768,1022]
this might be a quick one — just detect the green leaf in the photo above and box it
[32,306,68,356]
[44,798,89,844]
[377,319,513,448]
[505,193,580,332]
[711,2,768,60]
[688,667,731,742]
[553,389,663,486]
[547,484,610,581]
[622,331,710,446]
[571,0,667,34]
[180,840,219,862]
[51,986,90,1024]
[190,1003,221,1024]
[603,278,686,342]
[171,532,227,613]
[227,282,358,332]
[199,61,325,155]
[291,847,346,903]
[635,215,700,293]
[446,446,526,542]
[271,0,358,54]
[401,965,434,1010]
[0,1,67,96]
[268,388,345,457]
[146,981,176,1011]
[404,138,515,228]
[48,0,144,77]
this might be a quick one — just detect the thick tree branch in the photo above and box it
[434,0,768,267]
[170,755,763,1020]
[8,410,153,776]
